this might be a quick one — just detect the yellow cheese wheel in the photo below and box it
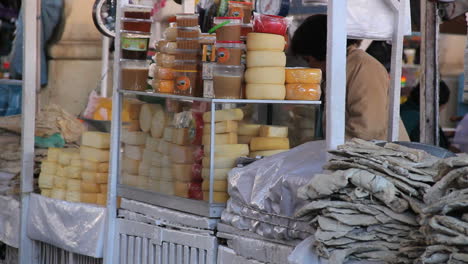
[41,161,58,175]
[139,104,159,133]
[67,179,82,191]
[163,127,174,142]
[81,131,111,149]
[202,180,227,192]
[249,149,288,158]
[65,166,81,179]
[250,137,290,151]
[202,156,237,169]
[81,182,100,193]
[70,159,81,167]
[170,145,195,164]
[202,133,238,146]
[81,193,98,204]
[203,191,229,203]
[58,149,79,166]
[246,33,285,52]
[158,140,173,156]
[259,125,288,138]
[174,181,190,198]
[246,84,286,100]
[245,67,285,85]
[96,193,107,206]
[238,135,253,144]
[80,146,110,163]
[285,83,321,101]
[151,107,168,139]
[51,189,66,200]
[246,51,286,68]
[150,152,164,167]
[172,164,193,182]
[100,184,108,194]
[121,173,139,186]
[82,171,108,184]
[285,68,322,84]
[65,191,81,202]
[38,173,54,189]
[202,109,244,123]
[148,179,159,192]
[41,188,52,197]
[47,148,61,162]
[204,144,249,157]
[203,121,238,135]
[121,130,148,145]
[201,168,230,180]
[238,123,260,136]
[53,176,67,189]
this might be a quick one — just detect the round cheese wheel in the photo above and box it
[41,189,52,197]
[156,67,175,80]
[151,106,167,139]
[285,68,322,84]
[66,191,81,202]
[51,189,66,200]
[158,80,175,93]
[67,179,82,191]
[54,176,67,189]
[38,173,54,189]
[245,67,285,84]
[246,51,286,68]
[246,33,285,52]
[246,84,286,100]
[285,83,321,101]
[139,104,159,132]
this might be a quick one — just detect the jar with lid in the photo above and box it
[215,41,245,66]
[123,6,151,19]
[174,70,199,96]
[122,18,152,33]
[121,33,150,60]
[177,27,201,38]
[213,17,242,42]
[213,65,244,99]
[176,13,199,27]
[121,60,149,91]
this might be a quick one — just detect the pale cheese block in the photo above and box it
[81,193,98,204]
[149,167,161,180]
[172,164,192,182]
[246,33,285,52]
[161,155,172,168]
[202,168,230,180]
[163,127,174,142]
[96,193,107,206]
[65,166,81,179]
[67,179,82,191]
[58,149,79,166]
[138,161,151,177]
[246,84,286,100]
[123,144,144,161]
[41,189,52,197]
[250,137,290,151]
[249,149,288,158]
[150,105,167,138]
[285,68,322,84]
[158,140,172,156]
[51,189,66,200]
[238,135,254,144]
[41,161,58,175]
[203,191,229,203]
[38,173,54,189]
[150,152,164,167]
[82,171,108,184]
[124,120,141,132]
[172,128,190,146]
[81,182,100,193]
[70,152,81,161]
[202,180,227,192]
[145,137,160,152]
[204,144,249,157]
[202,156,237,169]
[81,132,111,149]
[238,123,261,136]
[136,176,149,189]
[66,191,81,203]
[122,157,140,174]
[53,176,67,189]
[139,104,159,132]
[148,179,159,192]
[245,67,285,85]
[121,173,139,186]
[246,51,286,68]
[159,180,175,195]
[56,166,66,177]
[174,181,189,198]
[202,109,244,123]
[160,168,173,181]
[81,160,109,173]
[259,125,288,138]
[121,130,147,145]
[70,159,81,167]
[202,133,238,146]
[80,146,110,162]
[100,184,108,194]
[126,100,143,120]
[202,121,238,134]
[47,148,61,162]
[170,145,195,164]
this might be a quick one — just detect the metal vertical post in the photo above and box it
[101,36,110,97]
[420,1,440,146]
[326,0,347,150]
[20,0,40,263]
[104,1,123,263]
[387,0,407,142]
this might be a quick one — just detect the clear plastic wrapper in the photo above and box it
[161,41,178,54]
[285,83,321,101]
[252,12,292,36]
[285,67,322,84]
[163,23,178,41]
[154,52,175,67]
[0,195,19,248]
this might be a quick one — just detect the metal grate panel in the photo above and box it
[31,241,102,264]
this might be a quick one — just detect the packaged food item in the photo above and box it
[285,68,322,84]
[174,60,198,71]
[246,84,286,100]
[121,33,150,60]
[176,13,199,27]
[177,27,201,38]
[215,41,244,66]
[176,38,200,50]
[123,8,152,19]
[202,45,216,62]
[155,80,175,94]
[161,41,178,54]
[164,23,178,41]
[213,65,244,99]
[253,13,291,36]
[203,80,214,98]
[202,63,215,79]
[228,1,253,24]
[174,70,199,96]
[214,17,242,42]
[155,53,175,67]
[122,18,152,33]
[155,67,174,80]
[175,49,200,60]
[285,83,321,101]
[200,33,217,45]
[121,60,149,91]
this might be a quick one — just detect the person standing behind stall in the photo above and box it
[290,15,409,141]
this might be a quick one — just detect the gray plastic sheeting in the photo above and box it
[27,193,106,258]
[222,140,327,241]
[0,195,20,248]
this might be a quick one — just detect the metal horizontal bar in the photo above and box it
[0,79,22,85]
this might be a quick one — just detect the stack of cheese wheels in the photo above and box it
[80,132,111,205]
[245,33,286,100]
[38,148,61,198]
[249,125,290,158]
[285,68,322,101]
[152,40,176,94]
[238,123,261,145]
[201,108,246,203]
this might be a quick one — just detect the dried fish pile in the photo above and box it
[416,155,468,264]
[296,139,439,264]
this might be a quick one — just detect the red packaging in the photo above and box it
[192,163,203,181]
[192,147,204,164]
[188,181,203,200]
[253,12,290,36]
[189,112,204,146]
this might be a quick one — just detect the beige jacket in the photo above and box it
[345,47,409,141]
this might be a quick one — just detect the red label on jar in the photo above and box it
[217,47,231,63]
[176,76,191,91]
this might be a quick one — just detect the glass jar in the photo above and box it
[213,17,242,42]
[174,70,199,96]
[121,60,149,91]
[121,33,150,60]
[215,41,245,66]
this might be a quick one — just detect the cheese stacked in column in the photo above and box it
[285,68,322,101]
[39,148,61,198]
[201,108,247,203]
[249,125,290,157]
[245,33,286,100]
[151,40,176,94]
[80,132,111,205]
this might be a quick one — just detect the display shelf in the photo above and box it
[118,185,225,218]
[119,89,322,105]
[0,79,22,86]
